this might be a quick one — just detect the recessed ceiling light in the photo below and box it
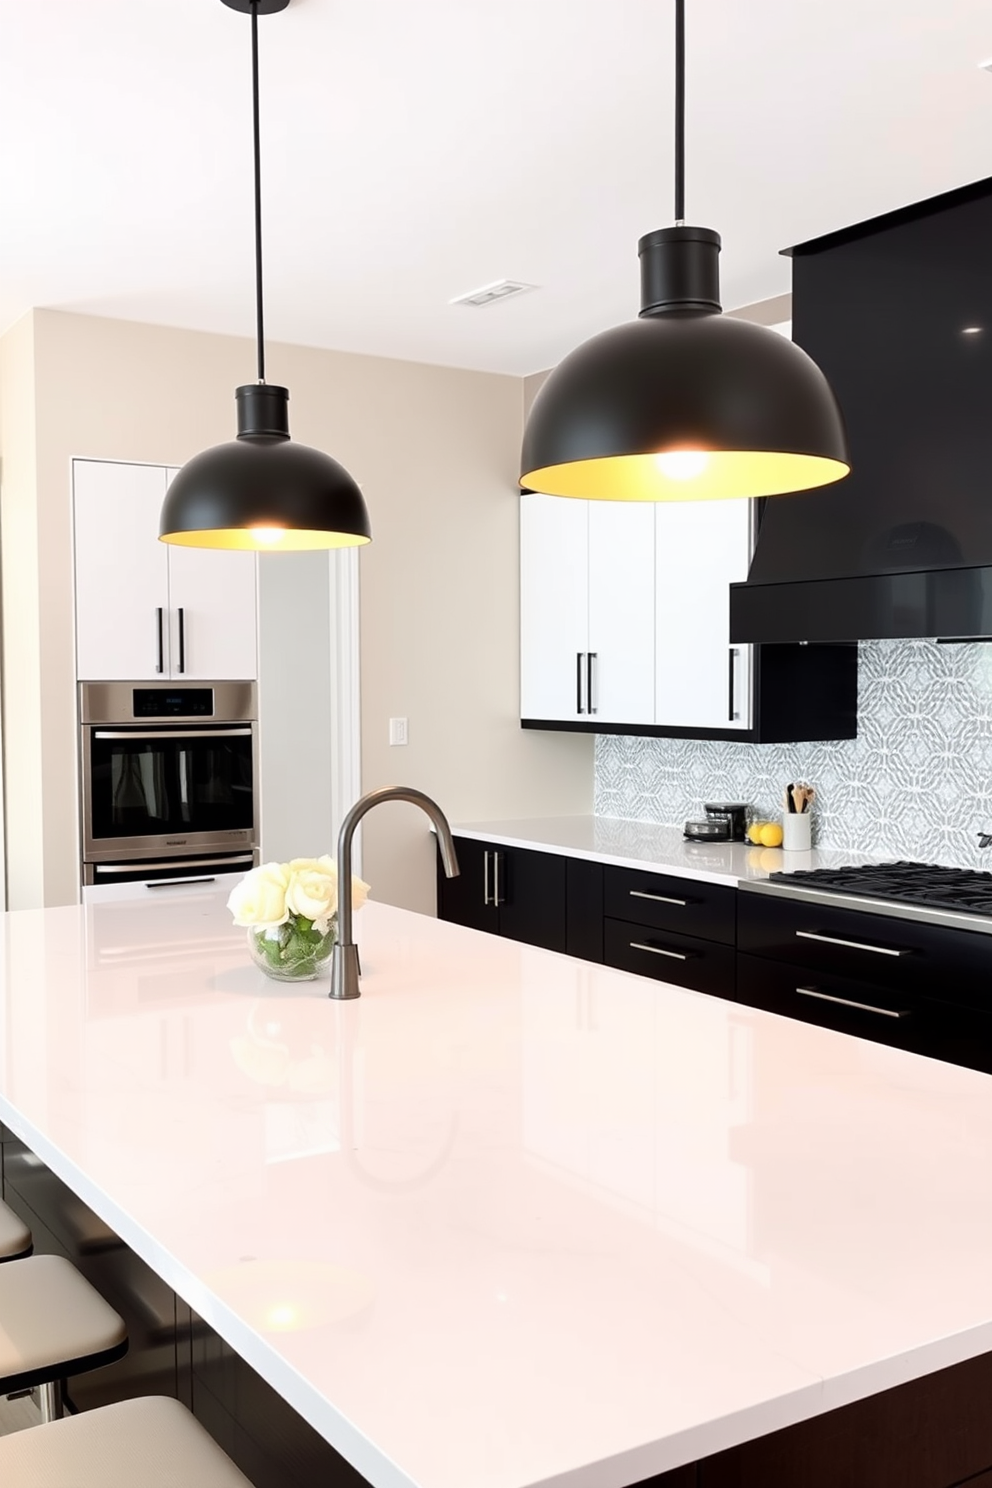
[450,279,537,308]
[962,325,984,335]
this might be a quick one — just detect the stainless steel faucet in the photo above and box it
[329,786,460,1000]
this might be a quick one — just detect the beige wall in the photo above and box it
[0,314,41,908]
[0,309,592,911]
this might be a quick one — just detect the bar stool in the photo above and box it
[0,1253,127,1420]
[0,1197,32,1261]
[0,1395,256,1484]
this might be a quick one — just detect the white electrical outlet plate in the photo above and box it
[389,717,408,747]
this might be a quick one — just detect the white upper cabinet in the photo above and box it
[164,469,258,681]
[520,494,655,725]
[520,490,755,734]
[520,494,588,721]
[586,502,655,725]
[73,460,257,681]
[655,498,754,731]
[74,461,170,681]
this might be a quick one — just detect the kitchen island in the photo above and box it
[1,888,991,1488]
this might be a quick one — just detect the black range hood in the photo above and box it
[731,177,992,644]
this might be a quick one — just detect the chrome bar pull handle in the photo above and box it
[630,941,693,961]
[177,607,186,674]
[796,930,909,958]
[483,849,491,906]
[147,877,216,889]
[796,986,908,1019]
[94,728,253,741]
[155,608,164,674]
[587,652,597,715]
[493,851,503,907]
[576,652,585,714]
[630,889,689,907]
[728,647,738,721]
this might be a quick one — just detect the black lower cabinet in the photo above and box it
[602,863,737,999]
[437,836,567,953]
[435,837,498,934]
[440,839,992,1074]
[606,918,737,997]
[737,889,992,1075]
[566,857,604,963]
[737,952,992,1075]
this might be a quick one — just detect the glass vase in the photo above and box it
[247,916,337,982]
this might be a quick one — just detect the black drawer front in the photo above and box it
[605,918,736,999]
[738,889,992,1011]
[737,953,992,1074]
[604,866,736,945]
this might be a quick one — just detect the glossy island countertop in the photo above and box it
[449,814,887,886]
[1,890,992,1488]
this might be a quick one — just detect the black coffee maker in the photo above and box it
[703,802,748,841]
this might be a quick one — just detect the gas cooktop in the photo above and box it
[743,860,992,934]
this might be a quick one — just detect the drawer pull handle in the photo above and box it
[630,890,689,907]
[795,930,909,958]
[796,986,909,1020]
[630,941,693,962]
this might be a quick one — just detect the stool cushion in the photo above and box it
[0,1254,127,1391]
[0,1395,256,1485]
[0,1198,31,1260]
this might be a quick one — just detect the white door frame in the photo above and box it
[327,549,362,872]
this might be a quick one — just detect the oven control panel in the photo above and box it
[133,687,213,717]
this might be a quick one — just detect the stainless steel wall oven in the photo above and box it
[80,681,259,889]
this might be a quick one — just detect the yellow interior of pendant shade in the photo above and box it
[521,450,850,501]
[160,528,371,551]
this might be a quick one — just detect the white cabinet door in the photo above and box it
[587,503,655,725]
[520,494,588,720]
[74,460,170,680]
[655,499,754,730]
[165,471,258,680]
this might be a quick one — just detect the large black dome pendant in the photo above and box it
[160,0,372,552]
[520,7,849,504]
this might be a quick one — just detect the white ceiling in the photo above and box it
[2,0,991,376]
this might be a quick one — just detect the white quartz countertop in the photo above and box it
[1,890,991,1488]
[450,815,884,885]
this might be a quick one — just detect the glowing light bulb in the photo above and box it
[654,450,709,480]
[250,526,285,545]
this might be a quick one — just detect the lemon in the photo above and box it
[758,822,783,848]
[746,822,766,845]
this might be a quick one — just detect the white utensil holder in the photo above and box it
[782,813,812,852]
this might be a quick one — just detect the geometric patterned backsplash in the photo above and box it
[595,639,992,869]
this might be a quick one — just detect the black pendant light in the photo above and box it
[160,0,372,551]
[520,1,849,503]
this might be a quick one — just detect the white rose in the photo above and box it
[286,864,337,926]
[227,862,290,928]
[287,855,370,920]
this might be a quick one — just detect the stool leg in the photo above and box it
[38,1380,63,1422]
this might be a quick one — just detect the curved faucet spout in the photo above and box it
[330,786,460,1001]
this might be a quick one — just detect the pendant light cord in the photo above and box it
[674,0,685,224]
[250,0,266,383]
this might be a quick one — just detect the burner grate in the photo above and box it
[767,861,992,916]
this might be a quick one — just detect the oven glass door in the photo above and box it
[86,726,255,853]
